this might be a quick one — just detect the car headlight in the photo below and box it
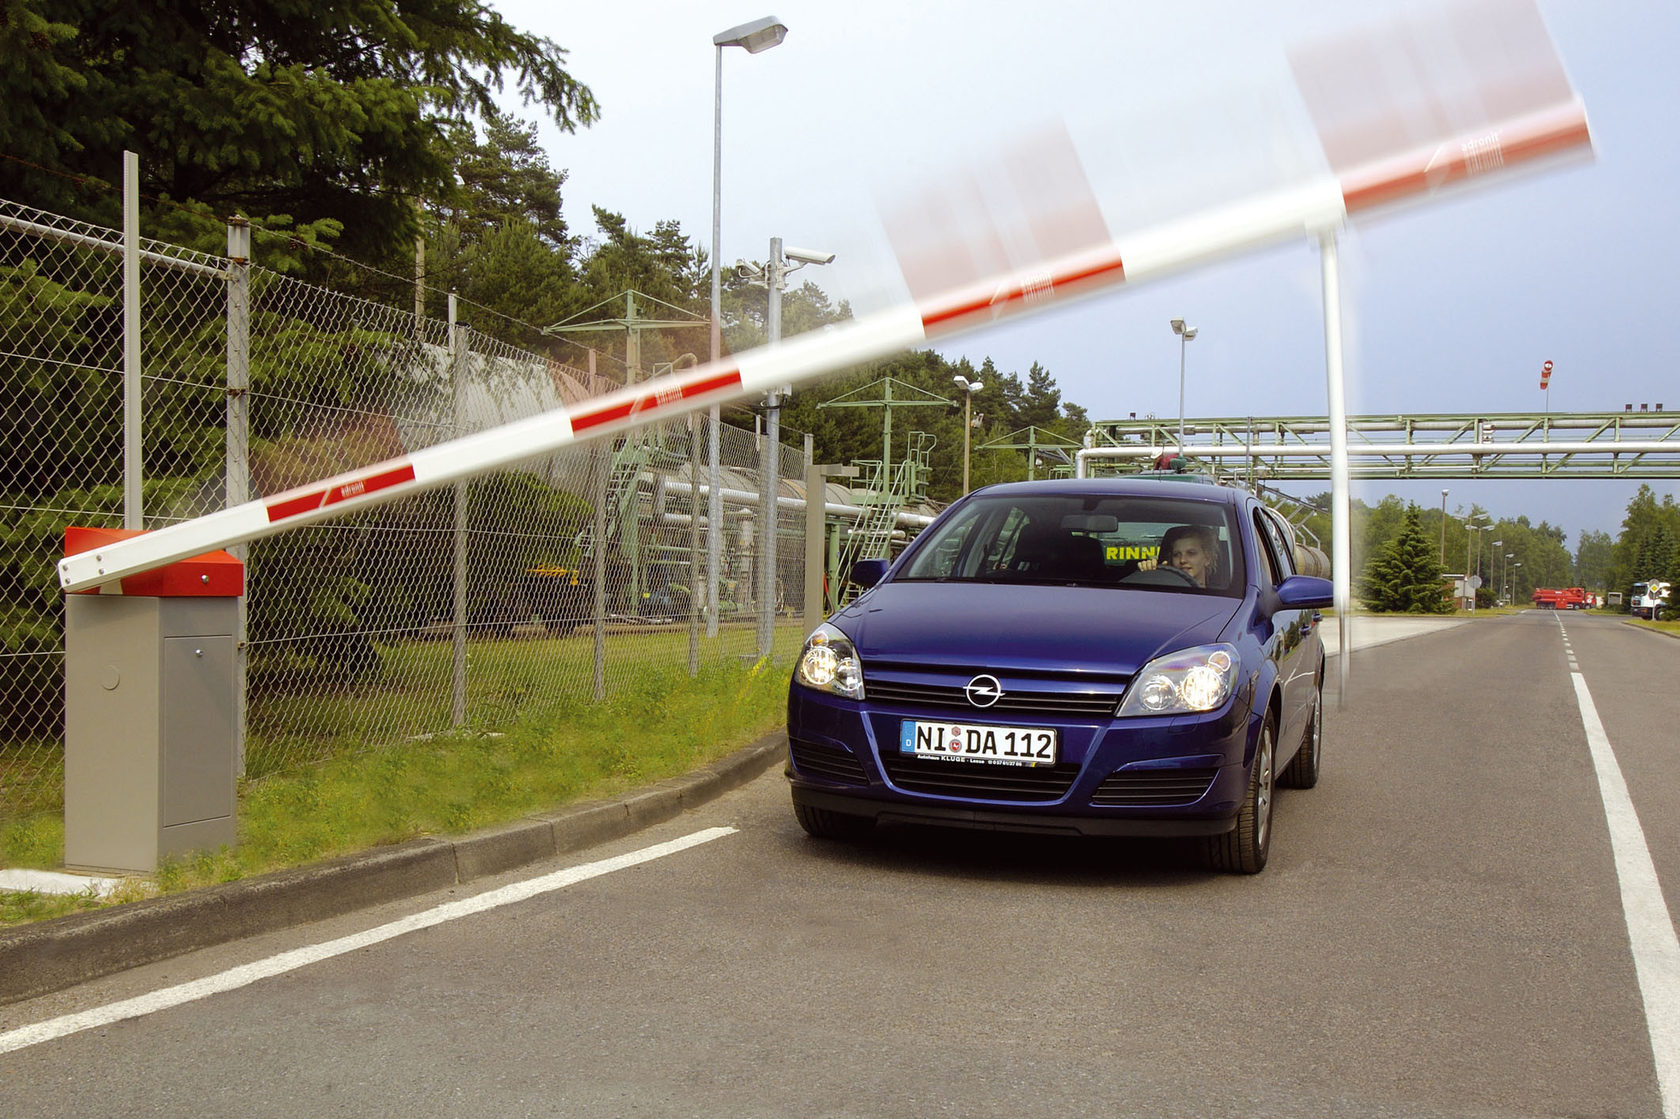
[794,623,865,700]
[1117,643,1239,716]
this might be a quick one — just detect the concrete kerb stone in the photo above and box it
[0,838,458,1007]
[0,730,789,1007]
[450,818,558,883]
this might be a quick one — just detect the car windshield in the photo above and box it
[896,493,1245,597]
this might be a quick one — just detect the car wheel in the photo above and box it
[1206,715,1275,874]
[1279,677,1323,790]
[794,800,874,841]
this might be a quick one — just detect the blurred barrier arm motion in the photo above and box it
[59,0,1591,593]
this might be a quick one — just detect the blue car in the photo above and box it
[786,476,1334,873]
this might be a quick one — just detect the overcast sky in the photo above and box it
[488,0,1678,548]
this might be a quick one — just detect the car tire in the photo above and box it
[1279,677,1323,790]
[794,801,874,841]
[1206,715,1275,874]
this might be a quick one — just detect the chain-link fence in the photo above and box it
[2,193,811,831]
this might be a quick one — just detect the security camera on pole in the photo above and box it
[741,237,833,658]
[952,374,985,492]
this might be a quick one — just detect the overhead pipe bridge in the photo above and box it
[1078,411,1680,480]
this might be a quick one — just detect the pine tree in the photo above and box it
[0,0,598,263]
[1355,504,1451,614]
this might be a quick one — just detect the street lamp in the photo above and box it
[1504,552,1515,604]
[1512,561,1523,604]
[708,15,787,636]
[1464,513,1489,610]
[1439,489,1450,564]
[953,374,985,492]
[1170,318,1198,454]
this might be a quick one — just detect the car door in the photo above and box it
[1251,506,1312,748]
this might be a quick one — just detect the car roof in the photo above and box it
[971,477,1248,507]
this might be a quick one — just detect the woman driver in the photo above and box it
[1138,525,1218,587]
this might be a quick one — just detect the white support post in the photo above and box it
[707,412,721,637]
[687,411,701,675]
[122,151,142,529]
[592,442,608,702]
[449,294,467,729]
[226,217,251,774]
[1319,230,1353,705]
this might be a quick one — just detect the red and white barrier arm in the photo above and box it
[59,102,1589,594]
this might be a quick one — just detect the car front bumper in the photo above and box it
[787,684,1257,837]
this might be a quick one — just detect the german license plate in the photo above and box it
[899,720,1058,767]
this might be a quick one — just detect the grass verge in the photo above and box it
[2,654,790,927]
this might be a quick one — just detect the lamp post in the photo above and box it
[952,374,985,492]
[1464,517,1491,611]
[1504,551,1515,604]
[1512,561,1523,604]
[708,15,787,638]
[1464,513,1488,610]
[1170,318,1197,454]
[1439,489,1449,564]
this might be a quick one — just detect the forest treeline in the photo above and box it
[1293,486,1679,612]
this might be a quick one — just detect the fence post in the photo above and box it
[449,294,468,728]
[592,440,607,702]
[225,217,251,774]
[707,410,721,638]
[688,412,700,675]
[801,433,814,626]
[758,411,778,660]
[804,461,825,628]
[122,150,143,528]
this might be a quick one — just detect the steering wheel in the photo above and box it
[1125,565,1200,588]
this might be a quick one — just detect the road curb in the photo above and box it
[0,730,788,1007]
[1621,619,1680,639]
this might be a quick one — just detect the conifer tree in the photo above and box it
[1355,504,1451,613]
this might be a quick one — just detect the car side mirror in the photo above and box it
[850,558,890,589]
[1276,574,1334,610]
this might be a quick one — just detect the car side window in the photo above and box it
[1260,511,1297,579]
[1251,510,1284,589]
[913,521,971,579]
[982,507,1030,574]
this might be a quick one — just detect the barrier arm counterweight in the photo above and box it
[61,95,1589,594]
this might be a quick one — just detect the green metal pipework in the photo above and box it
[1083,410,1680,480]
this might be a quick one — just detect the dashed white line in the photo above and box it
[0,826,738,1056]
[1565,631,1680,1118]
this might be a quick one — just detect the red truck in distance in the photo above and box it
[1531,587,1589,610]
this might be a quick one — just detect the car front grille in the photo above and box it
[880,753,1080,802]
[865,678,1125,718]
[788,738,869,786]
[1090,767,1218,807]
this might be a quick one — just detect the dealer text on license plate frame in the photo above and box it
[899,720,1058,767]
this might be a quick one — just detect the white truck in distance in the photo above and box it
[1631,580,1672,620]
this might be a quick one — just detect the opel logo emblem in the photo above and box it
[965,674,1004,708]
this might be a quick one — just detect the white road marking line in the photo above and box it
[1568,661,1680,1118]
[0,826,737,1056]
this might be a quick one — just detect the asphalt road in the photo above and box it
[2,612,1675,1118]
